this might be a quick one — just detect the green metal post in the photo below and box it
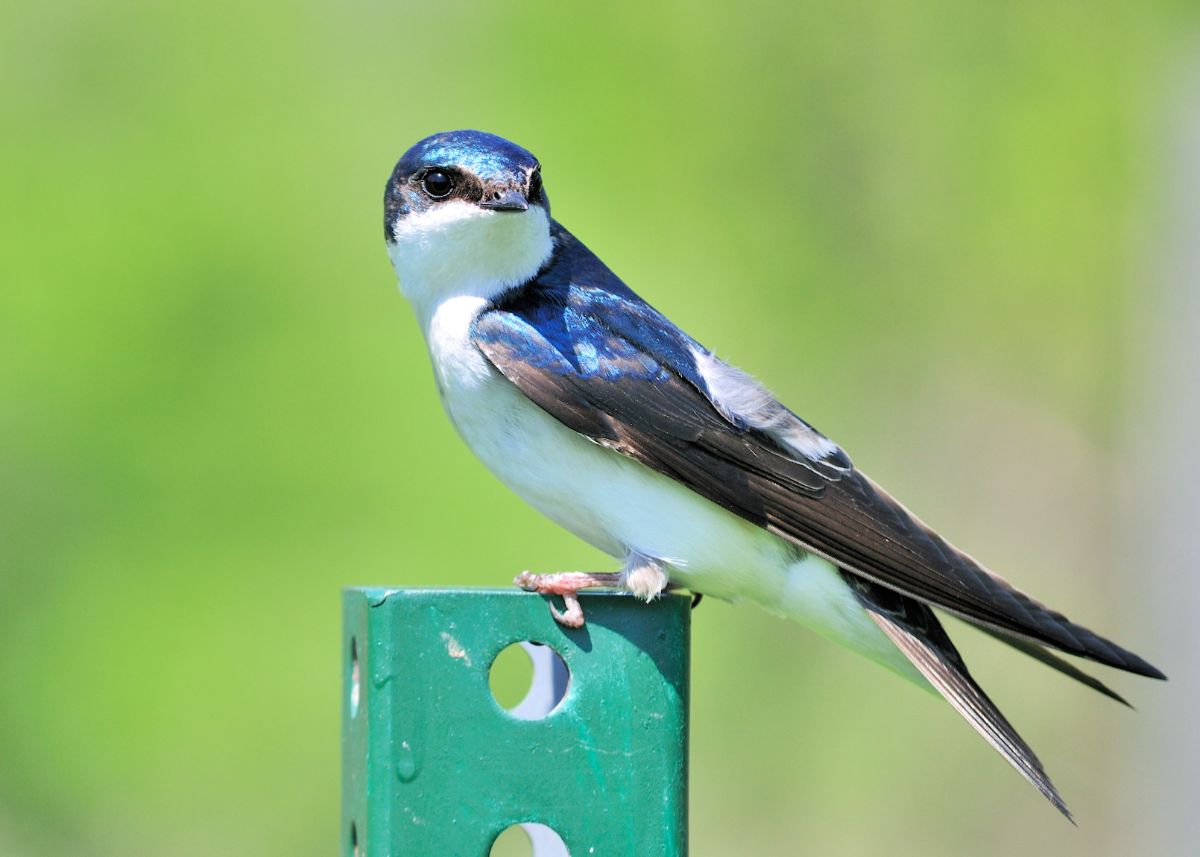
[342,587,691,856]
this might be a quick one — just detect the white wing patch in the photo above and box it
[692,349,848,466]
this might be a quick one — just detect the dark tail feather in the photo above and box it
[977,626,1132,708]
[844,573,1073,821]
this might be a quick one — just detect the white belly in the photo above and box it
[420,296,922,684]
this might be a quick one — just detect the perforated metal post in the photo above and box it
[342,587,691,856]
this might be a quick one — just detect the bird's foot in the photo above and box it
[514,571,624,628]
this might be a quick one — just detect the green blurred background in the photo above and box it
[3,1,1199,854]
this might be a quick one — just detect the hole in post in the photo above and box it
[488,643,532,711]
[490,823,569,857]
[349,637,360,718]
[488,642,569,720]
[350,821,358,857]
[490,824,529,857]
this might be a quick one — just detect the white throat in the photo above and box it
[387,201,554,327]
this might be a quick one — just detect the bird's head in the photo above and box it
[384,130,553,307]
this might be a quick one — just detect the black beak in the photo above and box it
[479,187,529,212]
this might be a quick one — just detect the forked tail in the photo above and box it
[843,572,1074,820]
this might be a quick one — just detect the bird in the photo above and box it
[382,129,1164,819]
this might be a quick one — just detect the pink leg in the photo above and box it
[514,571,624,628]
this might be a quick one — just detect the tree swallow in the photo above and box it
[383,129,1164,818]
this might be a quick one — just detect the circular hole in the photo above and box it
[488,643,533,710]
[350,821,358,857]
[490,823,569,857]
[489,824,529,857]
[349,637,360,718]
[488,642,569,720]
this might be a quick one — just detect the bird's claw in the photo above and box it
[514,571,587,627]
[514,571,542,592]
[549,594,585,628]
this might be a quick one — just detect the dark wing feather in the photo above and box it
[758,469,1164,678]
[976,627,1131,707]
[474,225,1164,680]
[844,573,1073,820]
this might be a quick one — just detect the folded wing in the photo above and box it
[474,228,1164,680]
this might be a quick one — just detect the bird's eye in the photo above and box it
[422,170,454,199]
[528,168,543,203]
